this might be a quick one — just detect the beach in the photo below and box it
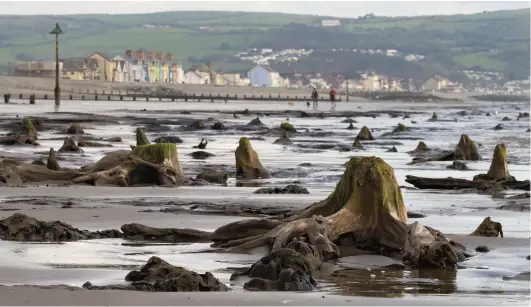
[0,97,529,305]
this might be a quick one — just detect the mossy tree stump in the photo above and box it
[393,123,408,133]
[235,137,270,179]
[356,126,374,141]
[473,144,515,182]
[280,122,296,133]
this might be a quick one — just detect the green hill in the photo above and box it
[0,9,528,80]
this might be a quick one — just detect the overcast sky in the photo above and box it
[1,1,529,17]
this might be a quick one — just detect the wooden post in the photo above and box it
[19,94,23,99]
[133,95,136,101]
[81,95,85,100]
[120,95,123,101]
[95,94,98,100]
[69,94,73,100]
[159,97,162,101]
[172,97,175,102]
[146,96,149,101]
[29,94,35,104]
[3,93,10,104]
[44,94,48,100]
[108,94,111,100]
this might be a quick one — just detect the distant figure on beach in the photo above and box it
[329,88,337,109]
[311,88,319,109]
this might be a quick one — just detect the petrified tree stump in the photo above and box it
[136,127,150,146]
[235,137,270,179]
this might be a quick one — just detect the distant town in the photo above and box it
[9,47,530,96]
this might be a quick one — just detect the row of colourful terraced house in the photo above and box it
[13,49,185,84]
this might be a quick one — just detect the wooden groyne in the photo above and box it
[2,91,341,103]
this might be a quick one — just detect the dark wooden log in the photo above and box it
[405,175,530,191]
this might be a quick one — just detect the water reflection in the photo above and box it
[322,267,457,298]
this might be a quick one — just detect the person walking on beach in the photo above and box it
[329,88,337,109]
[311,87,319,109]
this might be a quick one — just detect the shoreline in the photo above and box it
[0,76,508,103]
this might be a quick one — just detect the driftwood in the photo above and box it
[406,144,529,192]
[405,175,530,191]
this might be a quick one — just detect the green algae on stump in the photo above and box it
[66,123,84,135]
[473,144,515,182]
[23,117,37,140]
[235,137,270,179]
[136,127,150,146]
[393,123,408,133]
[218,156,409,255]
[280,122,296,133]
[355,126,374,141]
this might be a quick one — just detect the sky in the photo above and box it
[0,1,529,18]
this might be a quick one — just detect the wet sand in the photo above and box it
[0,98,530,304]
[3,286,527,306]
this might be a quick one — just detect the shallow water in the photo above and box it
[0,99,530,302]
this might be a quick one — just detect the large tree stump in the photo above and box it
[214,156,462,268]
[235,137,270,179]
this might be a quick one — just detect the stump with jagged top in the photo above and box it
[136,128,150,146]
[356,126,374,141]
[72,143,187,187]
[47,148,61,171]
[410,134,481,164]
[473,144,515,182]
[470,217,503,238]
[235,137,270,179]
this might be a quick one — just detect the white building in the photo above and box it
[247,65,281,87]
[112,55,129,82]
[321,20,340,27]
[183,70,209,84]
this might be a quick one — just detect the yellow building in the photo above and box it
[62,58,99,81]
[88,52,116,81]
[424,75,449,91]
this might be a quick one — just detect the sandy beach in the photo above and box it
[0,98,529,305]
